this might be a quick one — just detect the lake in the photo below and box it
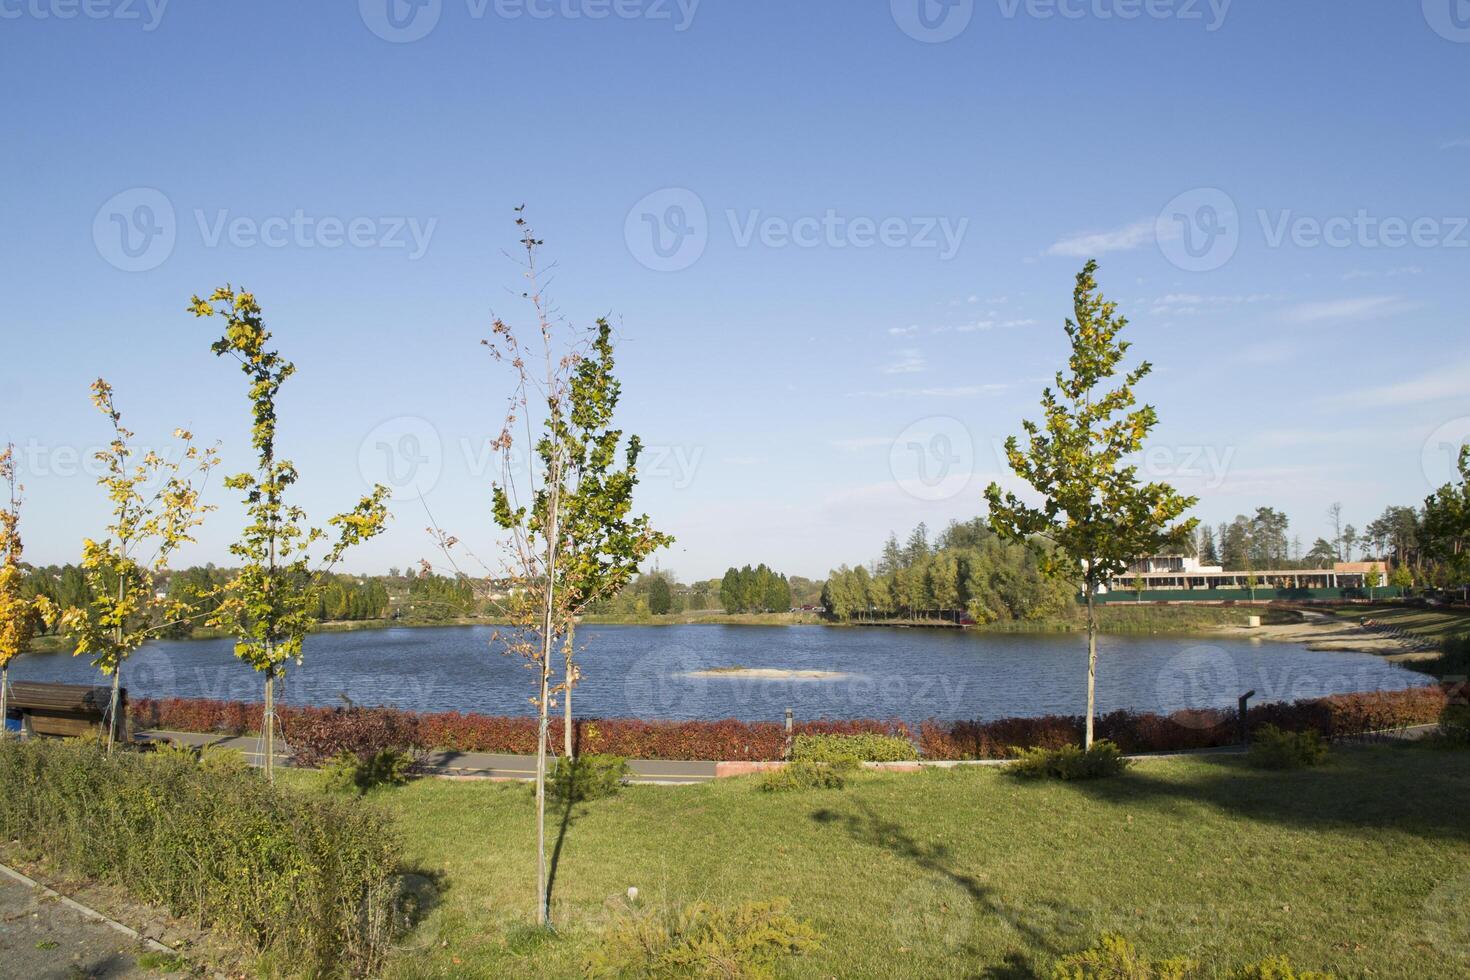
[10,624,1433,724]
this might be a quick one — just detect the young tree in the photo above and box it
[1389,564,1412,593]
[191,287,390,781]
[432,212,666,927]
[1363,566,1381,600]
[1327,501,1344,560]
[985,262,1197,748]
[1422,446,1470,600]
[55,381,218,750]
[0,445,49,736]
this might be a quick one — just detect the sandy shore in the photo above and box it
[686,668,852,680]
[1213,614,1439,661]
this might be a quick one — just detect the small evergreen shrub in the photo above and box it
[198,745,252,777]
[1229,956,1334,979]
[792,732,917,763]
[1007,741,1130,780]
[548,754,629,803]
[584,899,820,978]
[1052,933,1196,979]
[758,757,859,792]
[323,748,415,793]
[149,739,201,765]
[1247,725,1328,770]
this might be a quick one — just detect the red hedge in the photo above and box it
[130,686,1450,762]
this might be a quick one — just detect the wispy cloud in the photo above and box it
[1323,360,1470,409]
[888,325,920,337]
[882,348,925,374]
[1281,296,1411,324]
[1046,219,1154,258]
[828,436,893,452]
[1442,137,1470,150]
[848,384,1011,399]
[1149,293,1278,316]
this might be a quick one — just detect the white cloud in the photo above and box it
[1442,137,1470,150]
[1281,296,1411,324]
[882,348,925,374]
[1323,360,1470,409]
[1149,293,1278,316]
[888,325,920,337]
[1046,219,1154,258]
[848,384,1011,399]
[827,436,893,453]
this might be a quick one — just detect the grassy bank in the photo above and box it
[1324,603,1470,640]
[296,744,1470,978]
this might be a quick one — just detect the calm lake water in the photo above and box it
[11,624,1433,724]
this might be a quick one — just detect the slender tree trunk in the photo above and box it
[563,624,576,760]
[535,652,550,925]
[108,666,122,750]
[1085,584,1097,750]
[0,665,8,739]
[263,664,275,784]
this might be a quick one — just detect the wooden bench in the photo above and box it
[7,681,127,740]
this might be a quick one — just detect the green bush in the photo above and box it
[758,757,859,793]
[1438,703,1470,748]
[0,738,402,977]
[792,733,917,763]
[585,898,820,978]
[1052,936,1334,980]
[1007,741,1130,780]
[1248,725,1328,770]
[1052,933,1196,979]
[149,739,201,765]
[323,748,415,793]
[548,754,629,803]
[198,745,252,777]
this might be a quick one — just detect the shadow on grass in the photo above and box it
[809,800,1068,978]
[546,791,578,911]
[1058,745,1470,841]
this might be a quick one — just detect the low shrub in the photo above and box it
[1052,933,1196,979]
[1052,936,1335,980]
[1439,703,1470,747]
[548,754,629,803]
[1247,725,1328,770]
[1007,741,1130,781]
[792,732,917,763]
[323,748,415,793]
[584,899,820,978]
[758,757,859,792]
[284,705,421,768]
[0,738,402,977]
[149,738,202,765]
[198,745,252,777]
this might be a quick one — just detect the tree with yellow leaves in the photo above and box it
[191,286,390,781]
[55,381,219,750]
[0,444,48,737]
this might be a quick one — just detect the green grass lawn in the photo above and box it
[309,745,1470,978]
[1326,603,1470,640]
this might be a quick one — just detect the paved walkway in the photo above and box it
[0,868,169,979]
[150,730,718,783]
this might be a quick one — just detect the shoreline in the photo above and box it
[1211,614,1437,661]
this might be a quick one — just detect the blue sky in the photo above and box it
[1,0,1467,581]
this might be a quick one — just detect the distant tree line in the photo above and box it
[821,519,1074,624]
[719,564,792,614]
